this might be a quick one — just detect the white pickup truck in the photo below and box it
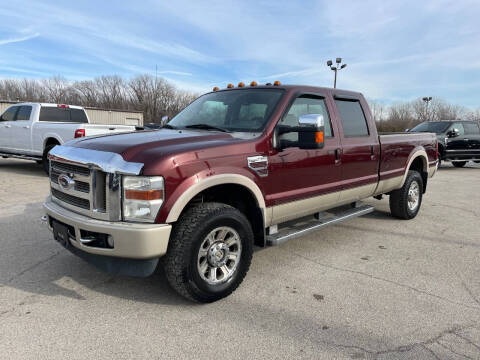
[0,103,135,173]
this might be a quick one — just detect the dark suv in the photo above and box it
[410,120,480,167]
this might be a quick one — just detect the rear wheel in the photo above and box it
[163,202,254,302]
[42,144,57,175]
[389,170,423,220]
[452,161,467,168]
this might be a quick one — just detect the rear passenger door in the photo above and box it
[9,105,33,153]
[464,122,480,158]
[333,96,380,202]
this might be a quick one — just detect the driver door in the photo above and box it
[0,105,20,152]
[266,93,342,224]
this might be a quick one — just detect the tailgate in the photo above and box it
[82,125,135,137]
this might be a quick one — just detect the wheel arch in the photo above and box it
[400,149,428,193]
[165,174,268,246]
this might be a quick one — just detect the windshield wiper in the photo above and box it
[162,124,177,129]
[184,124,228,132]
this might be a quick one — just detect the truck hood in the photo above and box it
[68,129,241,164]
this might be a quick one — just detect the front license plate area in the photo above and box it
[52,221,70,248]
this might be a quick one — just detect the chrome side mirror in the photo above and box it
[298,114,325,149]
[298,114,324,128]
[448,128,460,138]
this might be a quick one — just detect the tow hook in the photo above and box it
[41,215,47,223]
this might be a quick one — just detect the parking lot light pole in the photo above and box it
[422,96,432,122]
[327,58,347,88]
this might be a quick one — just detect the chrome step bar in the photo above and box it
[266,204,375,246]
[0,152,42,161]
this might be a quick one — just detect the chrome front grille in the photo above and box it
[49,160,121,221]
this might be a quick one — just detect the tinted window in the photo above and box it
[464,122,480,135]
[39,107,88,123]
[335,99,369,137]
[450,123,465,136]
[70,108,88,123]
[1,106,19,121]
[410,122,451,134]
[169,89,284,132]
[279,96,332,142]
[16,106,32,121]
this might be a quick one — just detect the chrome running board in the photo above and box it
[266,204,375,246]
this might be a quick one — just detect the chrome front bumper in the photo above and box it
[44,196,171,260]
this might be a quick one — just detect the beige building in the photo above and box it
[0,101,143,126]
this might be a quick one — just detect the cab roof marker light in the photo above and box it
[273,80,281,86]
[227,83,234,88]
[250,81,258,86]
[213,86,220,91]
[238,82,245,87]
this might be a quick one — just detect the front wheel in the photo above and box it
[389,170,423,220]
[453,161,467,168]
[163,202,254,302]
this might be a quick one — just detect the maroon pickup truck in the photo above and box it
[44,84,438,302]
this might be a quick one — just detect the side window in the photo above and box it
[334,99,369,137]
[451,123,465,136]
[16,106,33,121]
[279,95,332,142]
[1,106,19,121]
[464,122,480,135]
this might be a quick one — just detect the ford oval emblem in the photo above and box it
[58,174,75,190]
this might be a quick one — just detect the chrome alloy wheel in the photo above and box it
[407,180,420,211]
[197,226,242,285]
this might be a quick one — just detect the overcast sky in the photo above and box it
[0,0,479,107]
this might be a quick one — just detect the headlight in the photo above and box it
[122,176,164,223]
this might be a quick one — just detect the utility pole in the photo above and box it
[422,96,432,122]
[327,58,347,88]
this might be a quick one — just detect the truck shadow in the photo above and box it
[0,203,190,306]
[0,159,45,177]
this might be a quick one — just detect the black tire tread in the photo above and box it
[163,202,253,302]
[389,170,423,220]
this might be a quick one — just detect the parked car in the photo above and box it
[0,103,136,173]
[43,84,438,302]
[409,120,480,167]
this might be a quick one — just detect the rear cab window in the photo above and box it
[334,99,369,137]
[39,107,88,123]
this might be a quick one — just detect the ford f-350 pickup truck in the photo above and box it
[43,83,438,302]
[0,103,135,173]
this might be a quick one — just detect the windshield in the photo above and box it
[168,89,284,132]
[410,122,451,134]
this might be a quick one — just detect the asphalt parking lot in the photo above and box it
[0,158,479,359]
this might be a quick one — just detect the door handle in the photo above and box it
[23,125,30,129]
[370,145,376,160]
[334,148,342,165]
[4,125,11,128]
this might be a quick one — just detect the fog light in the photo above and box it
[107,235,114,248]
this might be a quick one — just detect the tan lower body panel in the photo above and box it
[373,175,403,196]
[44,197,171,259]
[269,183,377,225]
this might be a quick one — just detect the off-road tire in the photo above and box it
[163,202,254,303]
[389,170,423,220]
[453,161,467,168]
[42,144,57,175]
